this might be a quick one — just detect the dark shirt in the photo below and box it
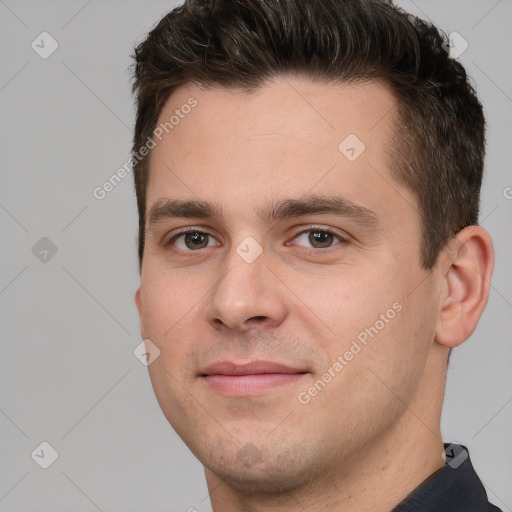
[392,443,502,511]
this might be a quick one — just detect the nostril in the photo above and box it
[249,316,267,321]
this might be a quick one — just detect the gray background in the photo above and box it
[1,0,511,510]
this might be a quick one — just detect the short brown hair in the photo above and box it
[131,0,485,270]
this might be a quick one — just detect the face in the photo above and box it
[135,77,441,493]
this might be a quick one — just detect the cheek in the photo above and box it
[140,273,202,427]
[301,298,429,441]
[140,269,202,340]
[138,273,205,402]
[297,267,400,346]
[336,287,435,404]
[308,265,434,401]
[146,356,204,446]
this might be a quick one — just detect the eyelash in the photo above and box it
[164,226,349,253]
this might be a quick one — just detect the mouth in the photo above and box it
[200,360,310,396]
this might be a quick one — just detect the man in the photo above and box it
[131,0,500,510]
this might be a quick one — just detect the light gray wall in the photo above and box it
[1,1,510,510]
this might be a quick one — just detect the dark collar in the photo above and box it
[391,444,502,512]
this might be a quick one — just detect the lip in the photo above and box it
[200,360,309,396]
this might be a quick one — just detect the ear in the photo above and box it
[435,225,494,348]
[135,287,145,339]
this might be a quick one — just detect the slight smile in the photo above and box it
[200,360,310,396]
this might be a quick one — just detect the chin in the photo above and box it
[203,446,320,496]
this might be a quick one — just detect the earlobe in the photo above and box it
[435,226,494,348]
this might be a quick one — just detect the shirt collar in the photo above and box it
[391,443,502,512]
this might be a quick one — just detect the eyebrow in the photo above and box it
[147,194,380,230]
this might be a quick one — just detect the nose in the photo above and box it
[204,244,288,334]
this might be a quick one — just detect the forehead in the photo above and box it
[145,78,415,230]
[153,77,397,149]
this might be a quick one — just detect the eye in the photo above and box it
[167,230,220,251]
[292,228,348,250]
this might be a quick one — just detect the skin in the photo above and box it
[135,77,494,511]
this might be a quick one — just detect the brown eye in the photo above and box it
[309,230,335,248]
[184,232,210,249]
[169,231,218,251]
[293,229,345,249]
